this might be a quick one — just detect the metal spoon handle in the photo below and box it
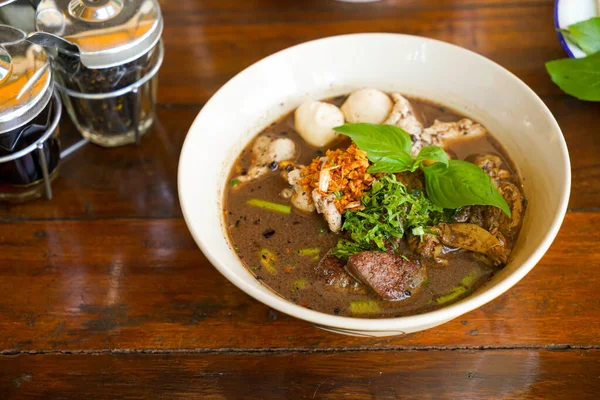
[26,31,80,55]
[0,0,19,8]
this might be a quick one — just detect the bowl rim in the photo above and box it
[178,33,571,331]
[554,0,576,58]
[553,0,598,59]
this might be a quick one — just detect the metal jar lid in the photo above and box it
[35,0,163,69]
[0,25,53,138]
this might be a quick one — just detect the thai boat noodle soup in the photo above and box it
[225,89,526,318]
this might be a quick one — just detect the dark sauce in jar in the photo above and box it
[0,98,61,202]
[52,45,159,145]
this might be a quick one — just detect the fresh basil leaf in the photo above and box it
[566,17,600,55]
[558,28,576,44]
[367,151,415,173]
[412,146,449,171]
[422,160,511,216]
[333,123,413,158]
[545,52,600,101]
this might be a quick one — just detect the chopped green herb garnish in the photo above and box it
[333,191,343,200]
[400,254,410,262]
[229,179,242,187]
[411,226,425,236]
[332,174,446,259]
[251,265,261,271]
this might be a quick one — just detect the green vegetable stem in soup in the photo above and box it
[224,89,526,318]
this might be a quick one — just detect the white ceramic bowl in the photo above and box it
[178,34,570,337]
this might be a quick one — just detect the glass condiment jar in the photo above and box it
[0,25,62,203]
[34,0,164,147]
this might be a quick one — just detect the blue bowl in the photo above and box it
[554,0,598,58]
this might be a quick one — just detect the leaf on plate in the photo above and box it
[545,52,600,101]
[566,17,600,55]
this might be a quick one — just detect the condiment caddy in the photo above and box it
[34,0,164,147]
[0,24,61,202]
[0,0,164,203]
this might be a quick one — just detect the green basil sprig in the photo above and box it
[546,17,600,101]
[334,123,511,216]
[546,52,600,101]
[412,146,449,171]
[559,17,600,56]
[422,160,510,215]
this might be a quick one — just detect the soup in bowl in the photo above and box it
[178,34,570,336]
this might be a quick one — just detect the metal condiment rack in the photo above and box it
[0,90,61,200]
[53,41,165,145]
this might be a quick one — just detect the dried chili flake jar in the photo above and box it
[0,25,62,203]
[34,0,164,147]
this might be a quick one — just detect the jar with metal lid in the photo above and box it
[0,25,62,203]
[33,0,164,147]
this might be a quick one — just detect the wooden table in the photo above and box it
[1,0,599,398]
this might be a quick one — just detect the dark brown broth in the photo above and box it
[225,95,520,318]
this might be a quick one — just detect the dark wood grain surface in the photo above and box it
[1,0,599,398]
[1,350,598,399]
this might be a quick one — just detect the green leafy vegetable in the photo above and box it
[247,199,292,214]
[332,239,370,260]
[546,52,600,101]
[546,17,600,101]
[334,123,412,158]
[332,175,446,259]
[422,160,511,217]
[333,123,510,216]
[229,179,242,187]
[412,146,449,171]
[367,151,415,173]
[562,17,600,55]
